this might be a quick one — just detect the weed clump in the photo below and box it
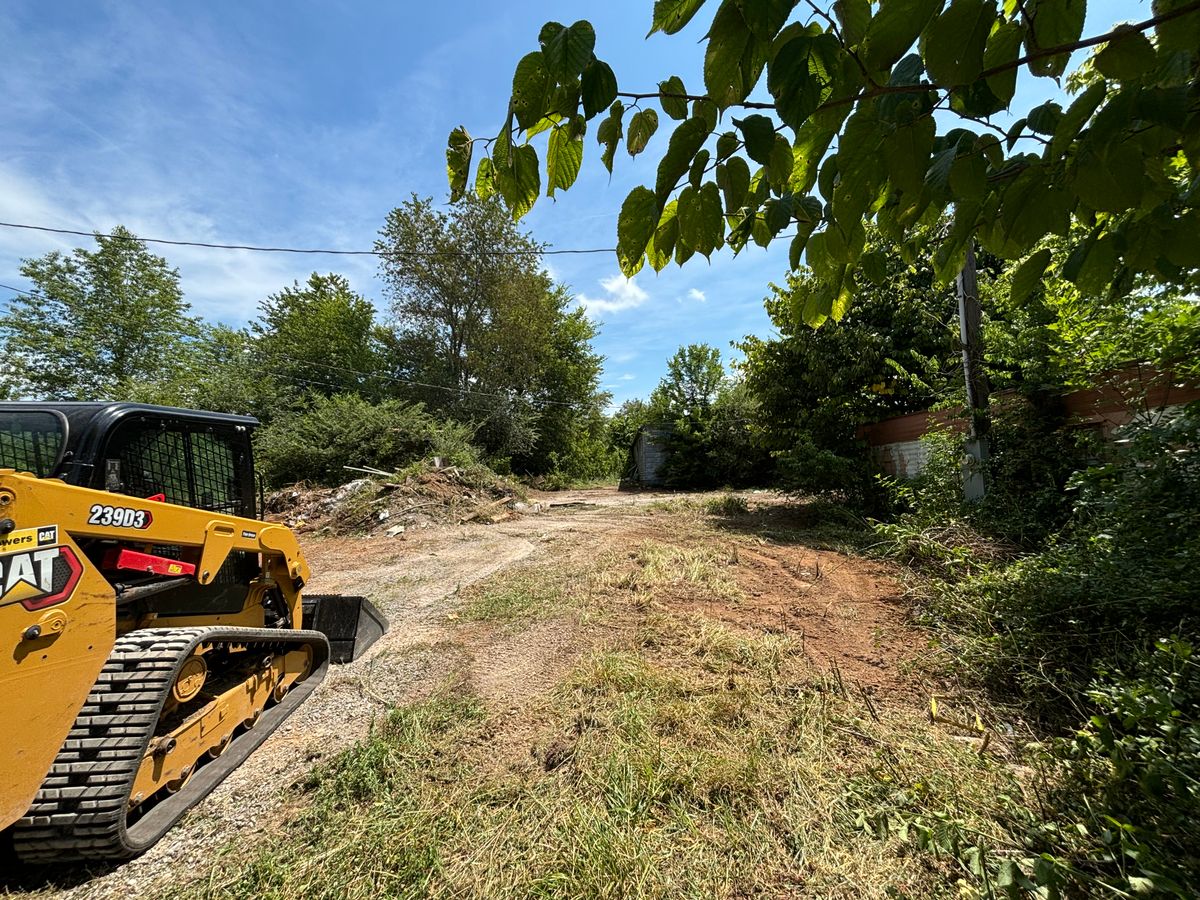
[703,493,749,516]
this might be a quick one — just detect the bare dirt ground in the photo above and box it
[13,489,919,899]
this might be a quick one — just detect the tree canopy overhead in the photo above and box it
[447,1,1200,324]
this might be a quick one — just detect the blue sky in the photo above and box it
[0,0,1136,406]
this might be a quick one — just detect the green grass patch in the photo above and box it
[457,569,566,623]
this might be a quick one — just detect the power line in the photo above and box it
[0,221,616,258]
[0,281,600,411]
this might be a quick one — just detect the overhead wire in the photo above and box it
[0,221,616,258]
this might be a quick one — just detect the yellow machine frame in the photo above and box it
[0,467,311,831]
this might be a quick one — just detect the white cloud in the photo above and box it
[687,287,706,302]
[619,373,636,381]
[576,274,649,316]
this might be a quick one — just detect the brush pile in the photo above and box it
[265,463,530,535]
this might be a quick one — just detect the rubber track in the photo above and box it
[10,626,329,863]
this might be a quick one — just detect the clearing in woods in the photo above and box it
[13,489,1018,899]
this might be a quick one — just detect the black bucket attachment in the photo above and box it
[301,594,389,663]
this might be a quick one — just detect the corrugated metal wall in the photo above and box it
[633,427,671,486]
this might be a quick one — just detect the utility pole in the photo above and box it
[957,244,989,501]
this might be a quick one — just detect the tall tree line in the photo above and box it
[0,197,611,478]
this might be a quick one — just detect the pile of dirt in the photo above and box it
[265,464,531,536]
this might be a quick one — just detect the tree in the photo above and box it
[739,232,962,495]
[252,273,384,400]
[652,343,726,418]
[648,343,771,486]
[986,236,1200,393]
[447,3,1200,322]
[147,324,288,421]
[0,226,198,400]
[377,194,544,396]
[376,194,610,470]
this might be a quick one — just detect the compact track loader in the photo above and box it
[0,403,386,863]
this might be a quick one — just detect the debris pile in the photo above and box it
[265,463,531,535]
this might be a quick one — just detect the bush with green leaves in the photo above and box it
[254,394,479,487]
[940,405,1200,705]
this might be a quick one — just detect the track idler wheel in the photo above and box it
[171,655,208,705]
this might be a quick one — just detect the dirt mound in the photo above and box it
[265,464,529,536]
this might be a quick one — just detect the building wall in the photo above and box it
[859,368,1200,480]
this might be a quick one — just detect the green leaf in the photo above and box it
[512,52,553,131]
[1046,81,1104,161]
[932,200,981,283]
[542,20,597,81]
[1023,0,1085,78]
[1073,233,1117,294]
[1027,101,1063,135]
[860,249,889,284]
[998,165,1070,251]
[627,109,659,156]
[735,114,777,164]
[494,139,541,220]
[768,31,842,129]
[924,146,957,198]
[1153,0,1200,53]
[446,126,472,202]
[475,156,496,200]
[547,125,584,197]
[704,1,752,109]
[651,201,680,271]
[656,117,712,203]
[650,0,709,35]
[922,0,997,87]
[1094,26,1157,81]
[617,186,659,275]
[982,20,1022,105]
[835,0,871,46]
[693,97,719,133]
[883,115,936,194]
[789,119,839,194]
[597,101,625,173]
[766,134,794,191]
[659,75,690,119]
[677,185,700,249]
[763,196,792,237]
[1009,247,1052,304]
[788,210,822,268]
[949,151,987,199]
[715,130,739,160]
[1005,117,1027,150]
[689,149,712,189]
[698,182,725,256]
[1072,142,1146,213]
[581,61,618,117]
[860,0,942,72]
[741,0,792,40]
[718,156,751,211]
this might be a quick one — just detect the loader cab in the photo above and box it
[0,402,258,515]
[0,402,262,618]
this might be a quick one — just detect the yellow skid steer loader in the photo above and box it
[0,403,386,863]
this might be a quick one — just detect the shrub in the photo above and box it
[943,405,1200,705]
[255,393,480,486]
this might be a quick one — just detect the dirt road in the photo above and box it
[16,489,914,899]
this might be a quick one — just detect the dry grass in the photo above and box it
[614,541,742,601]
[175,513,1033,900]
